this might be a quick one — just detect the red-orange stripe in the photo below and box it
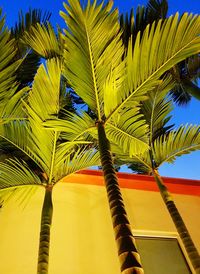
[62,170,200,196]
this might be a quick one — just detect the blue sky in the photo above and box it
[0,0,200,180]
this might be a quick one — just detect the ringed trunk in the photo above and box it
[153,169,200,273]
[37,185,53,274]
[98,121,144,274]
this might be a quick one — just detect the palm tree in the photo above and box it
[115,78,200,272]
[0,58,100,274]
[22,0,200,273]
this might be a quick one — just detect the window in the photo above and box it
[134,232,192,274]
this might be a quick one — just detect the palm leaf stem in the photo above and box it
[37,185,53,274]
[153,169,200,273]
[48,132,57,185]
[97,121,144,274]
[85,25,101,121]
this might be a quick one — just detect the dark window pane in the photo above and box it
[135,237,191,274]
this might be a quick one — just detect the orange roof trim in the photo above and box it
[62,170,200,196]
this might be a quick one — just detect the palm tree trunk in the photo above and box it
[37,185,53,274]
[98,121,144,274]
[153,169,200,273]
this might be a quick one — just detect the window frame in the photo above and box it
[132,230,195,274]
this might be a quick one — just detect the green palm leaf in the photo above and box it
[154,124,200,166]
[22,22,63,59]
[0,185,39,209]
[10,9,52,88]
[108,12,200,120]
[27,58,61,119]
[11,8,51,38]
[55,147,100,180]
[0,59,61,177]
[169,54,200,104]
[111,142,151,171]
[106,107,149,156]
[0,120,38,163]
[0,158,41,190]
[141,75,175,142]
[61,0,123,119]
[0,12,19,81]
[24,58,99,183]
[0,9,24,120]
[44,110,96,141]
[2,87,29,119]
[24,59,62,182]
[0,157,42,209]
[120,0,168,50]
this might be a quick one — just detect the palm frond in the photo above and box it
[0,11,18,73]
[128,162,151,174]
[1,87,29,119]
[120,0,168,48]
[54,142,80,170]
[27,58,61,120]
[27,110,58,177]
[44,110,96,141]
[0,59,62,175]
[170,83,192,105]
[111,142,151,172]
[187,54,200,80]
[0,10,24,118]
[154,124,200,166]
[23,58,62,177]
[141,75,175,142]
[0,158,42,190]
[108,13,200,120]
[11,8,51,38]
[10,9,52,87]
[147,0,168,19]
[61,0,123,120]
[22,22,62,59]
[103,61,148,118]
[57,148,100,179]
[0,185,40,209]
[16,51,41,88]
[0,120,31,156]
[106,107,149,156]
[169,54,200,104]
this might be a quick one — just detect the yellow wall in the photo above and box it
[0,180,199,274]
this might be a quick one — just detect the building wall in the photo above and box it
[0,173,199,274]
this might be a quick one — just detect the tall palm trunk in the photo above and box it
[98,121,144,274]
[37,185,53,274]
[153,169,200,273]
